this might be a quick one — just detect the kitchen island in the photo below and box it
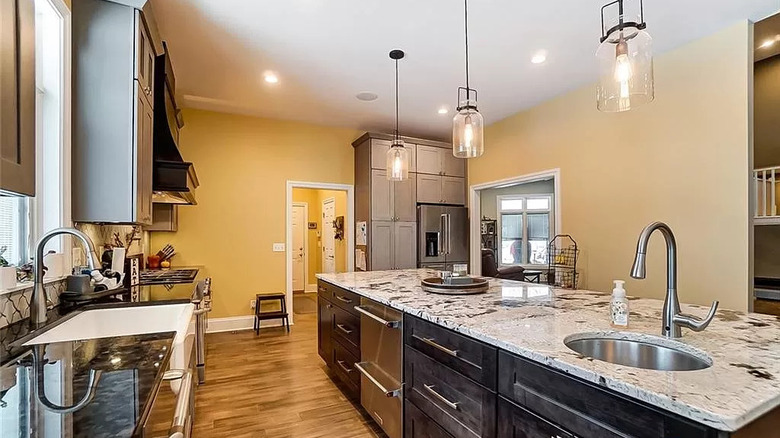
[317,269,780,437]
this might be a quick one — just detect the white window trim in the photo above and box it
[496,194,554,268]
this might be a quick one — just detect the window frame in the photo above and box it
[496,194,553,267]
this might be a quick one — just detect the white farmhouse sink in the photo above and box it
[24,303,195,392]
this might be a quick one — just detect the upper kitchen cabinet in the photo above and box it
[416,144,465,177]
[0,0,35,196]
[370,138,416,173]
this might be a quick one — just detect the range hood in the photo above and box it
[152,42,198,205]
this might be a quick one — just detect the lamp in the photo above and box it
[596,0,653,112]
[452,0,484,159]
[386,49,409,181]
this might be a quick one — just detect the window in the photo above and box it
[498,195,553,266]
[0,0,67,271]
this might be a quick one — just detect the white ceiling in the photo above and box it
[150,0,780,140]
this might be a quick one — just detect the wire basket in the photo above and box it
[548,235,579,289]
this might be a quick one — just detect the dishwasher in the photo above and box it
[354,298,403,438]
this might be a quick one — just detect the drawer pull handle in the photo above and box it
[423,384,459,410]
[335,295,353,304]
[355,362,402,398]
[414,335,459,357]
[336,360,354,374]
[336,323,353,334]
[354,305,401,328]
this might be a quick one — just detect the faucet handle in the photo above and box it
[674,301,719,332]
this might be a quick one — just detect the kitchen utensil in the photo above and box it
[156,244,175,262]
[66,274,92,294]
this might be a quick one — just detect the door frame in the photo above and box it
[468,169,561,276]
[321,197,336,274]
[292,202,309,292]
[286,181,354,325]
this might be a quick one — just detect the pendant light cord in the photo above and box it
[395,58,399,142]
[464,0,470,93]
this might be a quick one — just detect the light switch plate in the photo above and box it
[272,243,285,252]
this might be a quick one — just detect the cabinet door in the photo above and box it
[393,222,417,269]
[370,139,391,170]
[442,176,465,206]
[371,170,394,221]
[394,176,417,222]
[417,174,443,204]
[371,221,394,270]
[416,145,442,175]
[135,11,154,107]
[0,0,35,196]
[135,83,154,225]
[443,151,465,177]
[498,397,575,438]
[317,296,333,366]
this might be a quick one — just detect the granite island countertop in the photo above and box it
[316,269,780,432]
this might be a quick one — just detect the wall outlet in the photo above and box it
[250,299,256,309]
[272,243,285,252]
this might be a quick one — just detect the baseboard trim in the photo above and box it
[304,283,317,293]
[206,316,293,333]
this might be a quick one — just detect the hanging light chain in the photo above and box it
[395,57,400,144]
[464,0,470,93]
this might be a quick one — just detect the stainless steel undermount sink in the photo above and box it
[564,332,712,371]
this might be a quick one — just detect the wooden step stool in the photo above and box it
[254,292,290,335]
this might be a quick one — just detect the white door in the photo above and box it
[292,203,307,291]
[322,198,336,273]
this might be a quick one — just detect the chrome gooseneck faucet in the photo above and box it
[32,227,101,325]
[630,222,719,338]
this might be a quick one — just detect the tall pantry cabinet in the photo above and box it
[353,133,466,271]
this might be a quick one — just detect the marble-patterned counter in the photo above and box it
[317,269,780,432]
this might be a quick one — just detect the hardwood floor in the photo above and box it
[192,312,384,437]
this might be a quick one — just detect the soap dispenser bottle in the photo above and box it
[610,280,629,328]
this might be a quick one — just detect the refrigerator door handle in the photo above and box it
[440,214,448,255]
[446,214,452,256]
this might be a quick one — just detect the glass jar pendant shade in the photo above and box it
[596,0,653,112]
[386,49,409,181]
[453,93,484,158]
[452,0,484,158]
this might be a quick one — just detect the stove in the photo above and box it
[139,268,199,285]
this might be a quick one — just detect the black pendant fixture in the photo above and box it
[596,0,654,112]
[452,0,484,159]
[386,49,409,181]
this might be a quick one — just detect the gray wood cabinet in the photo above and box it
[72,0,158,224]
[416,144,465,177]
[355,133,460,270]
[0,0,35,196]
[417,174,466,205]
[146,204,178,232]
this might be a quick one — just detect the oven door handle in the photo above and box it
[168,370,193,438]
[354,305,401,329]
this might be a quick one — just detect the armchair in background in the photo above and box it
[481,249,525,281]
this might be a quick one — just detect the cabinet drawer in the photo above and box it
[497,397,574,438]
[405,315,497,390]
[405,401,455,438]
[497,351,714,438]
[405,346,496,438]
[331,305,360,356]
[317,280,330,298]
[333,339,361,392]
[330,286,361,316]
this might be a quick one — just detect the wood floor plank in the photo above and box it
[191,312,384,437]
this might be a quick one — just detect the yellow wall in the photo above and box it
[469,21,753,311]
[292,188,349,287]
[151,109,359,318]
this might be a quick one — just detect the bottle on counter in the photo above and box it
[610,280,629,328]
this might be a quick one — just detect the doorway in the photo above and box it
[287,182,354,323]
[322,198,336,274]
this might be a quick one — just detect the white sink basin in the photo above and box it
[24,303,195,392]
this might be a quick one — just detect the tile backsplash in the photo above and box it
[0,280,65,329]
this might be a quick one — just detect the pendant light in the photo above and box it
[452,0,484,159]
[596,0,654,112]
[386,49,409,181]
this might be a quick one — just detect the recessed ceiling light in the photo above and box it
[356,91,378,101]
[531,51,547,64]
[263,71,279,84]
[437,107,449,115]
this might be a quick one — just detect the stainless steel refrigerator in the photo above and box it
[418,205,469,270]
